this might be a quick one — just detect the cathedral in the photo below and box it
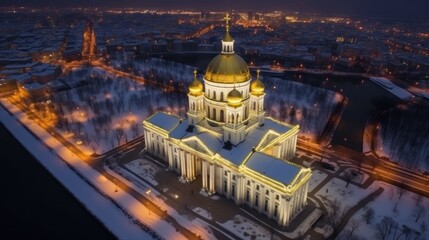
[143,14,312,227]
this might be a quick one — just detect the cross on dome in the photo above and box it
[224,13,231,32]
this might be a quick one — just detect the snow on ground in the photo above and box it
[369,77,414,100]
[192,207,213,220]
[219,215,273,240]
[308,170,328,192]
[0,100,158,240]
[125,159,159,186]
[316,177,378,212]
[264,76,344,141]
[110,164,219,240]
[339,168,369,185]
[341,182,429,240]
[52,66,187,155]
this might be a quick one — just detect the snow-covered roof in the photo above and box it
[145,112,182,133]
[245,152,301,186]
[166,117,293,166]
[22,82,43,91]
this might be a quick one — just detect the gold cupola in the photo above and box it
[250,69,265,96]
[189,69,203,95]
[204,13,251,84]
[227,87,243,107]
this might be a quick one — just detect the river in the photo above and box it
[0,123,116,239]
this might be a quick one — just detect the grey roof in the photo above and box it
[145,112,181,133]
[245,152,301,186]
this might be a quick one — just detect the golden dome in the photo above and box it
[227,88,243,106]
[204,54,250,83]
[189,70,203,95]
[250,69,265,96]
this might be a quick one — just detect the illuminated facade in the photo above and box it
[143,14,311,226]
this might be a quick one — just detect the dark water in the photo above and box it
[284,72,401,151]
[0,123,116,240]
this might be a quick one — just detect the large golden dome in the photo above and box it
[204,54,250,84]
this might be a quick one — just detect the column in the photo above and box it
[167,146,173,169]
[180,151,186,178]
[209,164,215,193]
[202,161,207,190]
[190,155,195,180]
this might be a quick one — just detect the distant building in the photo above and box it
[143,14,311,227]
[82,20,97,60]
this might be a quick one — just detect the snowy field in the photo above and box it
[52,66,187,155]
[264,76,344,141]
[219,215,273,240]
[341,182,429,240]
[365,103,429,172]
[308,169,328,192]
[316,178,379,213]
[125,159,159,186]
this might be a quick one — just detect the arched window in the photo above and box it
[236,113,239,124]
[253,101,256,110]
[192,102,195,111]
[220,110,224,122]
[231,114,235,124]
[220,92,224,101]
[213,108,216,120]
[213,91,216,100]
[207,106,211,118]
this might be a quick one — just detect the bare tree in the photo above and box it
[327,199,345,235]
[342,220,360,240]
[362,208,375,224]
[420,221,427,235]
[376,217,400,240]
[113,127,124,146]
[397,187,407,200]
[413,204,427,222]
[131,121,140,139]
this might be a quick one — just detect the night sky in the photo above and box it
[1,0,429,20]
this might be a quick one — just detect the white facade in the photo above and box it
[142,17,312,227]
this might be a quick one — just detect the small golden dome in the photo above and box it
[189,70,203,95]
[204,54,250,83]
[250,69,265,96]
[227,88,243,106]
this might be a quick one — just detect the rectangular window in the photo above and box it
[232,184,235,198]
[256,185,260,191]
[224,180,228,193]
[266,190,269,195]
[255,193,259,207]
[246,189,250,202]
[274,204,279,217]
[232,175,235,181]
[264,198,269,212]
[224,171,227,176]
[276,195,279,201]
